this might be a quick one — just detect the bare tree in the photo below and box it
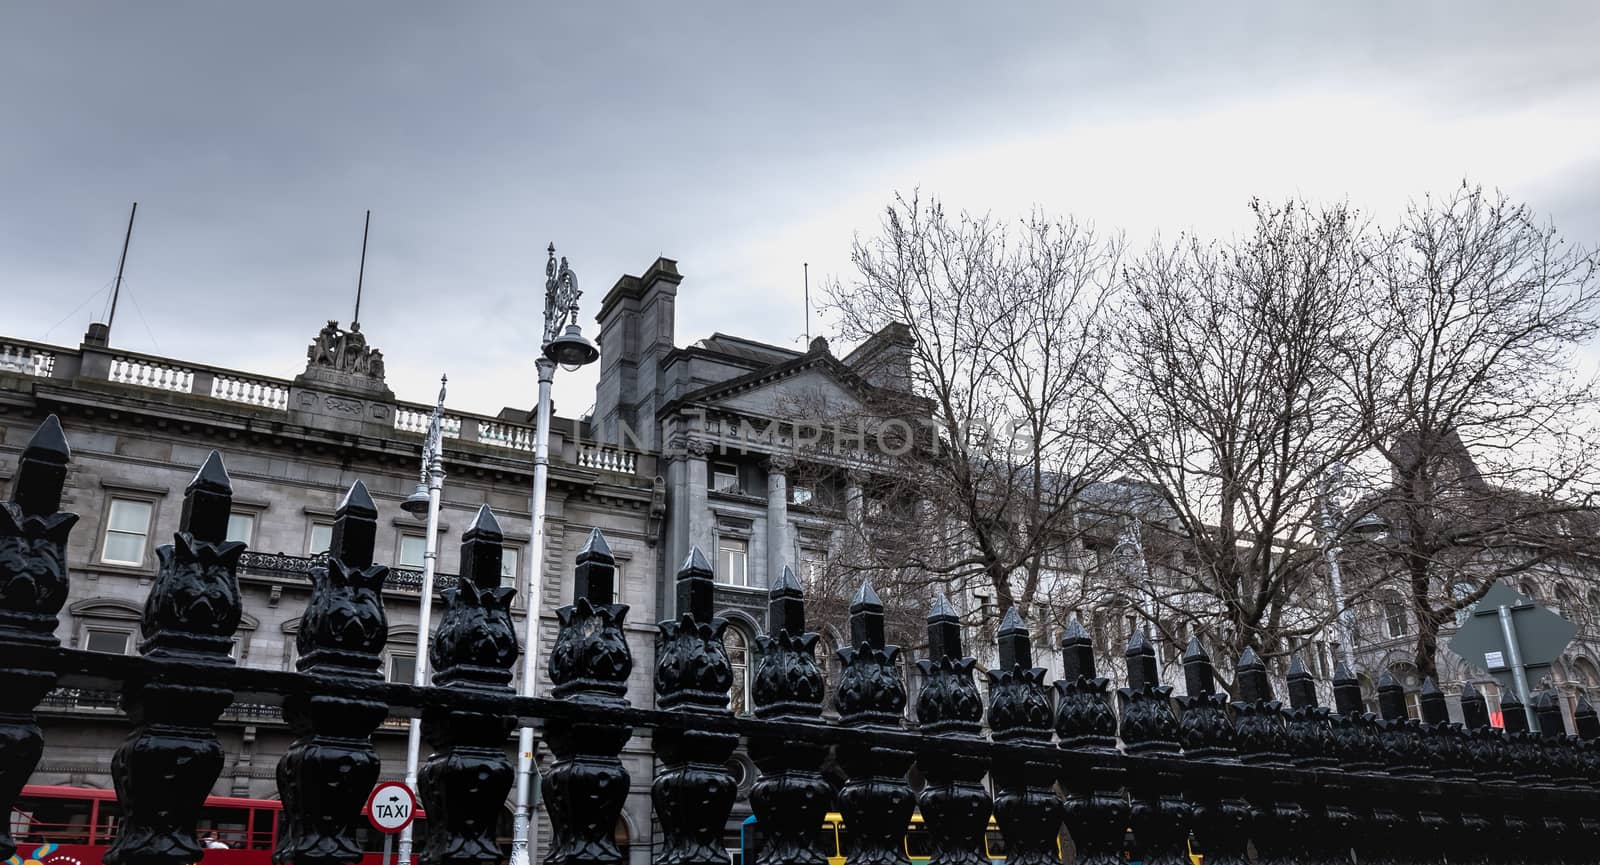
[812,192,1124,638]
[1344,184,1600,681]
[1105,198,1377,684]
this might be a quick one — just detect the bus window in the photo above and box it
[244,806,277,850]
[96,799,124,844]
[14,794,93,845]
[904,826,932,859]
[198,806,251,849]
[984,828,1006,859]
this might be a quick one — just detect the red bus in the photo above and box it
[8,785,423,865]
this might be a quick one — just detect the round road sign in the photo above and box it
[365,781,417,834]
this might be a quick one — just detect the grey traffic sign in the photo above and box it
[1449,581,1576,732]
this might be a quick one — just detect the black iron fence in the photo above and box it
[2,413,1598,865]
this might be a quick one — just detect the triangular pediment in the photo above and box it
[676,351,881,421]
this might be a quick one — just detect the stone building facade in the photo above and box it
[1,320,660,862]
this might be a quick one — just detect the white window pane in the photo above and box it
[308,523,333,555]
[107,499,152,533]
[399,535,427,569]
[102,531,147,565]
[389,654,417,684]
[501,548,520,588]
[85,629,129,654]
[718,538,749,586]
[226,513,255,545]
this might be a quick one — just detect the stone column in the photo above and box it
[844,473,864,529]
[685,437,713,563]
[764,455,792,589]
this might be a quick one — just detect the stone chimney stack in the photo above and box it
[594,257,680,449]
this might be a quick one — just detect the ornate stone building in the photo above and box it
[1,318,660,862]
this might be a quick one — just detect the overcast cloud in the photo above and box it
[3,2,1598,417]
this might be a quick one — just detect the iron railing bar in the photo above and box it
[16,642,1591,812]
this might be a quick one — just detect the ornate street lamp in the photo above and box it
[1319,462,1390,670]
[396,375,447,865]
[509,244,601,865]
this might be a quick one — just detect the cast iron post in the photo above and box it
[0,417,77,862]
[833,582,915,865]
[1054,618,1125,865]
[914,593,990,865]
[749,566,830,865]
[418,506,520,865]
[653,548,739,865]
[107,451,245,865]
[275,481,392,865]
[987,609,1061,865]
[545,529,634,865]
[1118,630,1185,865]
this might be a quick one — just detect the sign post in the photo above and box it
[1449,581,1577,733]
[366,780,419,865]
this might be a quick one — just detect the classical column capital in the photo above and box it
[762,453,796,474]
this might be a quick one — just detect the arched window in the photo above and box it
[818,633,840,714]
[1381,593,1410,638]
[727,627,752,715]
[1554,584,1576,617]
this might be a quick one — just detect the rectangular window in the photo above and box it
[307,522,333,555]
[226,512,256,546]
[102,498,154,565]
[1404,691,1421,720]
[801,550,827,586]
[398,534,427,569]
[84,628,131,655]
[717,537,749,586]
[712,462,740,493]
[388,653,417,685]
[501,547,520,589]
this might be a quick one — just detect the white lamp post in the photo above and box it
[396,375,448,865]
[509,244,601,865]
[1319,461,1387,671]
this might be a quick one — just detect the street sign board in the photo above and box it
[1449,581,1577,696]
[366,781,417,834]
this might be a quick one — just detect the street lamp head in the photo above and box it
[544,323,600,369]
[401,482,432,520]
[1347,511,1389,538]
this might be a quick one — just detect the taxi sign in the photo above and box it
[366,781,417,834]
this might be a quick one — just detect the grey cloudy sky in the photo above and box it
[4,2,1599,417]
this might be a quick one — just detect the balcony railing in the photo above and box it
[0,341,55,377]
[238,550,459,594]
[3,337,647,475]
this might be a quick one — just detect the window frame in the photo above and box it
[83,626,134,655]
[306,521,335,556]
[717,536,750,587]
[397,532,427,570]
[226,511,257,546]
[100,496,157,568]
[711,461,741,494]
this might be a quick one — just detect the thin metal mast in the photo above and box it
[804,262,810,344]
[354,209,371,325]
[106,202,138,338]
